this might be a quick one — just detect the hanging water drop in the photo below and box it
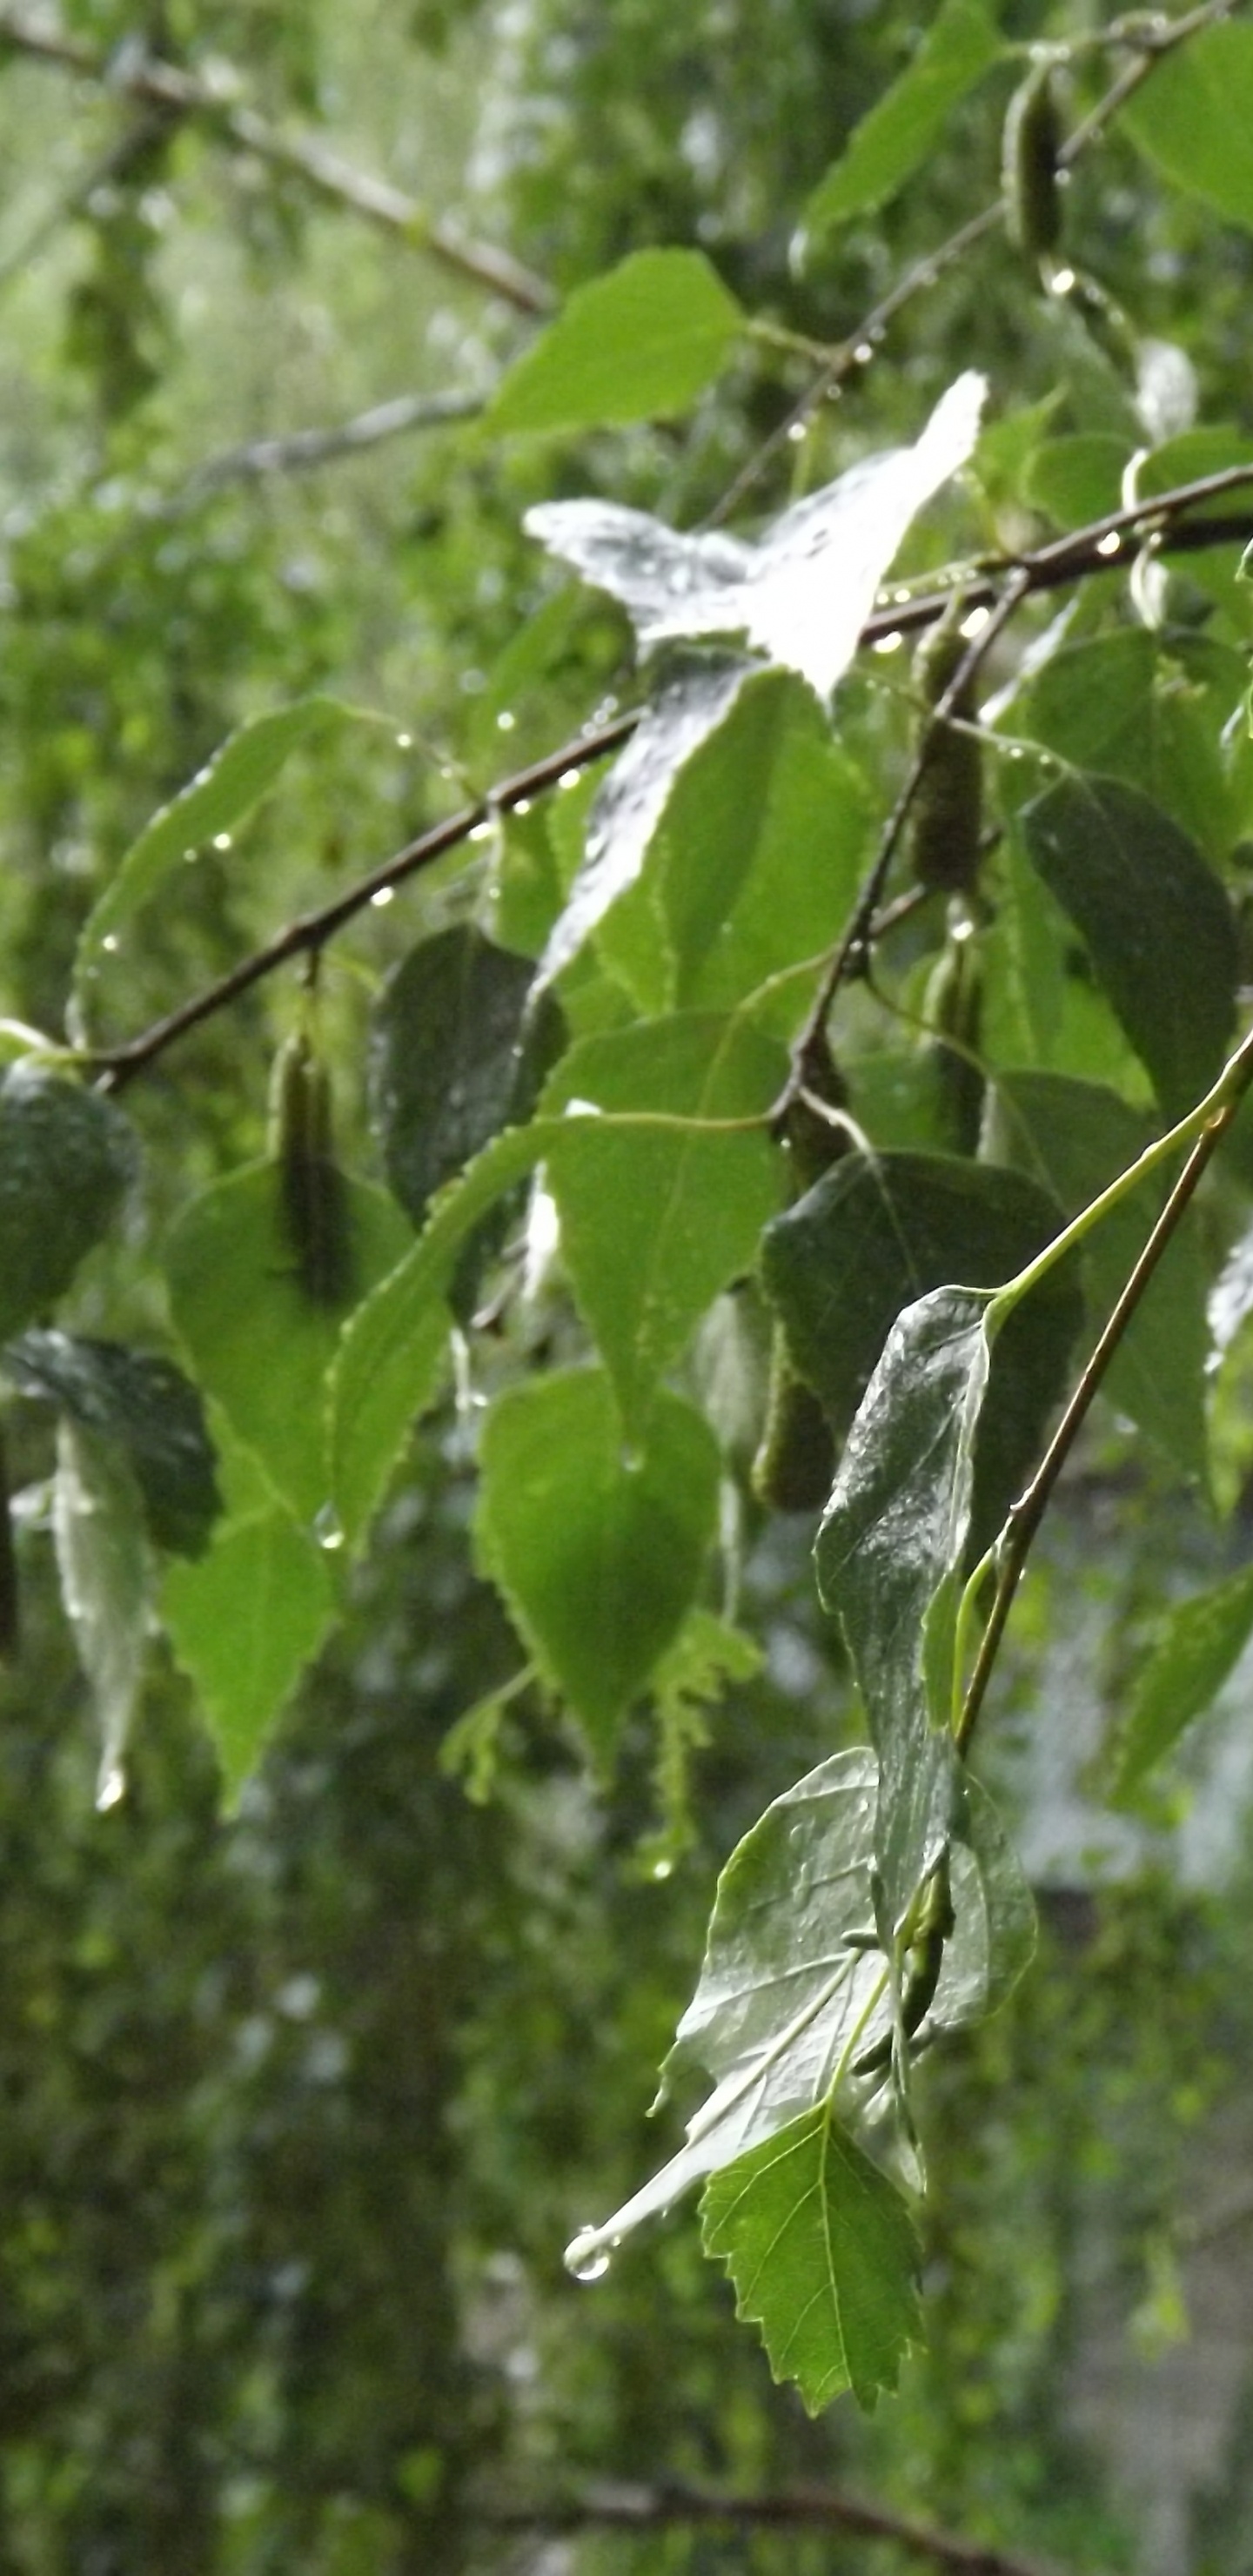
[314,1504,345,1553]
[564,2227,613,2283]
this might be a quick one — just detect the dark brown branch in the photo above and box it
[956,1017,1253,1754]
[90,461,1253,1092]
[0,7,553,314]
[480,2479,1073,2576]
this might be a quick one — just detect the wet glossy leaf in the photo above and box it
[798,0,1003,248]
[474,1367,719,1758]
[701,2101,922,2413]
[1106,1564,1253,1804]
[166,1163,411,1526]
[0,1061,137,1343]
[527,372,985,701]
[935,1774,1036,2027]
[540,1015,786,1432]
[490,247,743,432]
[1022,775,1237,1119]
[163,1506,337,1801]
[990,1072,1209,1479]
[53,1419,152,1810]
[4,1328,221,1557]
[370,922,563,1224]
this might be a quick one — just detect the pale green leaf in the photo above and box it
[490,248,743,433]
[798,0,1003,247]
[700,2100,922,2413]
[1107,1564,1253,1804]
[473,1366,720,1758]
[163,1506,337,1801]
[1123,23,1253,230]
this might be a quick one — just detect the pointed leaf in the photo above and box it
[166,1163,412,1526]
[163,1506,337,1800]
[934,1774,1036,2028]
[490,247,743,433]
[370,922,564,1224]
[474,1367,719,1758]
[76,695,371,1010]
[1022,776,1238,1119]
[539,661,749,991]
[1107,1564,1253,1804]
[990,1072,1209,1479]
[1015,632,1235,861]
[53,1419,152,1808]
[1122,22,1253,230]
[799,0,1003,246]
[0,1061,137,1342]
[701,2100,922,2412]
[540,1015,786,1432]
[527,372,986,701]
[4,1329,221,1558]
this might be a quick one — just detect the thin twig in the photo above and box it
[479,2479,1072,2576]
[0,7,552,314]
[1061,0,1240,163]
[164,386,486,511]
[956,1021,1253,1755]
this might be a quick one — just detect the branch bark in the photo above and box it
[479,2479,1077,2576]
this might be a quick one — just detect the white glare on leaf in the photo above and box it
[526,372,987,702]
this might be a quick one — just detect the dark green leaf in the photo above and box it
[1016,635,1235,860]
[798,0,1003,246]
[1107,1565,1253,1804]
[473,1366,719,1759]
[491,248,743,433]
[163,1506,337,1801]
[166,1163,412,1526]
[989,1072,1209,1479]
[700,2100,922,2413]
[935,1774,1037,2026]
[370,922,563,1225]
[540,1015,786,1432]
[52,1419,151,1809]
[1022,775,1238,1119]
[1022,434,1130,530]
[4,1328,221,1557]
[0,1060,137,1343]
[1123,23,1253,230]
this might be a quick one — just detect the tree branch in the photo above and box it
[0,6,553,314]
[163,386,486,511]
[90,460,1253,1092]
[479,2479,1074,2576]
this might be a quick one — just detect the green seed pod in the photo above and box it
[269,1030,355,1308]
[1002,64,1063,261]
[751,1333,835,1514]
[908,605,983,897]
[0,1426,18,1662]
[921,923,984,1157]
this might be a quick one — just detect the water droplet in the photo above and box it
[787,419,807,445]
[854,342,874,366]
[469,821,493,843]
[872,630,903,656]
[1097,531,1122,558]
[565,2227,613,2283]
[96,1761,125,1812]
[314,1505,345,1553]
[101,934,119,954]
[652,1857,673,1882]
[513,797,532,817]
[371,887,396,909]
[496,709,517,732]
[558,768,582,791]
[212,831,232,852]
[395,731,413,750]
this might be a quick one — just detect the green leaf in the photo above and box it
[1022,776,1238,1120]
[474,1367,719,1759]
[540,1015,786,1433]
[596,669,873,1024]
[370,922,564,1225]
[1016,634,1235,862]
[989,1072,1209,1479]
[1106,1565,1253,1805]
[490,248,743,433]
[700,2100,921,2413]
[163,1506,337,1801]
[761,1148,1076,1447]
[75,695,370,1012]
[936,1774,1036,2026]
[0,1061,137,1343]
[3,1329,221,1557]
[52,1419,152,1809]
[1022,435,1131,530]
[165,1163,412,1526]
[1122,23,1253,231]
[798,0,1003,247]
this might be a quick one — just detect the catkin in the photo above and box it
[908,606,983,898]
[1002,64,1063,261]
[270,1030,355,1308]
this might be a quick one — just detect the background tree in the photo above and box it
[2,3,1253,2572]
